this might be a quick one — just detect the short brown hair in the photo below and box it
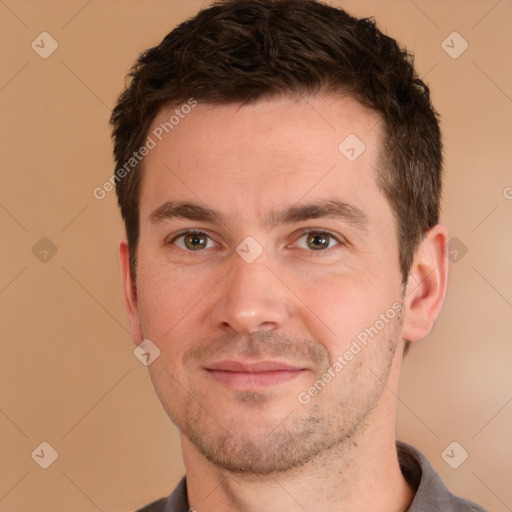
[110,0,442,286]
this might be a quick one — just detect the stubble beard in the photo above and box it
[152,308,404,476]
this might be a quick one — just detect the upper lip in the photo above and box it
[205,360,305,373]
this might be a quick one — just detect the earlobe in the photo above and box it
[402,224,449,343]
[118,239,143,345]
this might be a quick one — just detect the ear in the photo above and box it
[119,239,143,346]
[402,224,449,342]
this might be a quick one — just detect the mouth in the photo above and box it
[204,360,307,389]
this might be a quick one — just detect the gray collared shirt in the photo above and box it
[134,441,487,511]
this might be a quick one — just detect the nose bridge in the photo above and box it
[211,249,290,334]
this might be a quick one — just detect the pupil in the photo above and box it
[308,233,329,250]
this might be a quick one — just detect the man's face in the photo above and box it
[124,94,409,474]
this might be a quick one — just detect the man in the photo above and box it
[110,1,487,510]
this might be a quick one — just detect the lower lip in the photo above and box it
[207,369,304,389]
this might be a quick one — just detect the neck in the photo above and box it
[181,401,414,512]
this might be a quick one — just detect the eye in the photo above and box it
[293,230,342,251]
[170,231,216,251]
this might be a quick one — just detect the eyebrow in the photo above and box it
[148,199,370,232]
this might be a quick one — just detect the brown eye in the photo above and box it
[292,230,342,252]
[184,233,208,250]
[171,231,215,251]
[306,232,331,250]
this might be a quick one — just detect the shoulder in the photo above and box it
[134,496,168,512]
[131,476,188,512]
[396,441,488,512]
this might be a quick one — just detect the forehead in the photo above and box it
[139,94,386,222]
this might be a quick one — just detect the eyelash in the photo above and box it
[167,229,345,253]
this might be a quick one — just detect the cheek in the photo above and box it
[292,271,401,354]
[136,262,210,339]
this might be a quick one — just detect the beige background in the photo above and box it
[0,0,511,510]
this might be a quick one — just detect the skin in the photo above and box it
[119,94,449,512]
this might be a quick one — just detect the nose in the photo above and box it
[210,251,291,335]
